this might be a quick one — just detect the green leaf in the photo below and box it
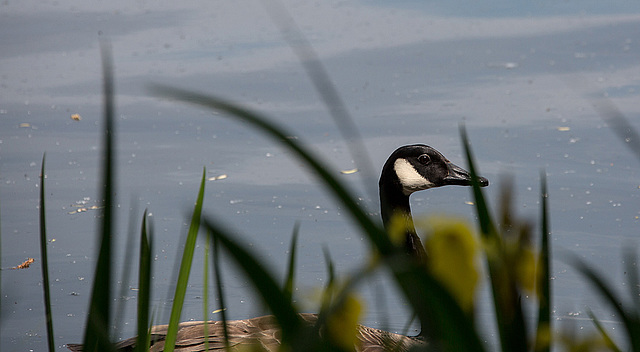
[150,85,391,256]
[283,223,300,303]
[535,172,552,352]
[202,217,307,349]
[163,168,206,352]
[39,154,55,352]
[574,257,640,351]
[587,309,622,352]
[212,232,229,350]
[135,211,152,352]
[82,40,116,352]
[460,125,527,352]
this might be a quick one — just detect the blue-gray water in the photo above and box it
[2,1,640,350]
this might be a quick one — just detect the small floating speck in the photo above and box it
[557,126,570,131]
[208,174,227,181]
[487,62,519,69]
[465,201,475,205]
[71,113,82,121]
[340,168,358,175]
[19,123,31,128]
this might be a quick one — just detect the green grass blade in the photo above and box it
[573,257,640,350]
[202,228,210,352]
[583,91,640,163]
[150,85,391,256]
[163,168,207,352]
[202,216,305,348]
[283,223,300,303]
[535,172,552,352]
[460,125,527,351]
[113,200,141,339]
[623,249,640,319]
[459,124,496,238]
[211,234,229,350]
[39,154,55,352]
[82,40,116,352]
[313,246,335,335]
[322,246,335,292]
[135,210,152,352]
[394,262,485,351]
[263,1,377,199]
[586,309,623,352]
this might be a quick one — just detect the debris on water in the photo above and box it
[340,168,358,175]
[68,197,102,214]
[12,258,35,269]
[208,174,228,181]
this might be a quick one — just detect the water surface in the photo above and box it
[2,1,640,350]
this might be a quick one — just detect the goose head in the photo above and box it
[380,144,488,196]
[379,144,489,256]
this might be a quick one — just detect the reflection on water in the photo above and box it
[2,1,640,350]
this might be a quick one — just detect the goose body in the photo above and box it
[67,314,423,351]
[67,145,487,351]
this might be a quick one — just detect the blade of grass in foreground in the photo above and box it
[201,230,210,352]
[573,258,640,351]
[283,223,300,303]
[534,171,553,352]
[535,172,551,352]
[263,0,377,199]
[39,154,55,352]
[163,168,206,352]
[114,199,141,338]
[212,233,230,350]
[624,249,640,320]
[135,210,152,352]
[461,125,527,352]
[202,217,307,349]
[586,309,622,352]
[150,85,390,256]
[83,40,116,352]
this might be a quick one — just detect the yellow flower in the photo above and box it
[515,246,537,294]
[326,293,364,350]
[420,215,480,312]
[387,211,414,247]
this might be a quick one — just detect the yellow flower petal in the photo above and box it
[326,293,364,350]
[421,216,480,312]
[387,211,414,247]
[516,247,537,293]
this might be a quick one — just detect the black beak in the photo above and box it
[443,162,489,187]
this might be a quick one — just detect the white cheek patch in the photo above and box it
[394,158,435,195]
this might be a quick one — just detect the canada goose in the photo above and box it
[67,144,488,352]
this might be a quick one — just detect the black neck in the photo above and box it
[379,181,429,338]
[379,183,427,261]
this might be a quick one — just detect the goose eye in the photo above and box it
[417,154,431,165]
